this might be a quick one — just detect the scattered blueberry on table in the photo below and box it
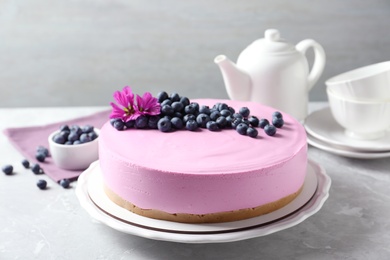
[31,163,43,175]
[59,178,70,189]
[21,159,30,169]
[2,165,13,175]
[37,179,47,190]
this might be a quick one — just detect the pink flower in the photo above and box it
[110,86,139,121]
[136,92,161,116]
[109,86,161,122]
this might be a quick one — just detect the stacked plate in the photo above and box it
[305,107,390,159]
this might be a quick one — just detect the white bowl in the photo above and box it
[326,61,390,101]
[327,89,390,140]
[48,129,99,170]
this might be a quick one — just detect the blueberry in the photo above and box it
[70,125,83,136]
[272,117,284,128]
[272,111,283,119]
[199,105,211,115]
[73,140,82,145]
[183,114,196,124]
[210,111,221,121]
[173,112,183,118]
[218,103,229,111]
[247,127,258,138]
[2,165,13,175]
[53,134,66,144]
[80,133,91,143]
[157,91,169,103]
[191,102,200,111]
[148,116,160,129]
[212,103,221,110]
[206,121,219,131]
[110,118,120,126]
[36,146,49,157]
[64,141,73,145]
[161,105,174,116]
[259,118,270,129]
[231,118,242,129]
[236,123,248,135]
[186,119,198,131]
[60,125,70,132]
[31,163,42,174]
[242,118,250,126]
[88,131,98,140]
[135,115,148,129]
[35,152,46,162]
[37,179,47,190]
[226,115,235,125]
[228,106,235,115]
[171,117,184,129]
[125,120,135,129]
[60,178,70,189]
[248,116,259,127]
[264,124,277,136]
[22,159,30,169]
[233,113,243,120]
[171,101,184,112]
[157,118,172,132]
[170,92,181,102]
[184,104,197,115]
[160,99,172,107]
[113,120,125,131]
[59,130,70,140]
[82,125,94,133]
[180,96,190,107]
[196,113,211,128]
[216,116,227,128]
[68,131,79,142]
[220,109,231,117]
[239,107,250,118]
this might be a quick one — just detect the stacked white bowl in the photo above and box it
[325,61,390,140]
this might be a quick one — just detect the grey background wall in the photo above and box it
[0,0,389,108]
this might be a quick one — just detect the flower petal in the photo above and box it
[113,91,128,108]
[109,102,125,119]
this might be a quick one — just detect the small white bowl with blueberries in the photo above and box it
[48,124,99,170]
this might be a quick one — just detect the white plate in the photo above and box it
[76,160,330,243]
[305,107,390,152]
[307,133,390,159]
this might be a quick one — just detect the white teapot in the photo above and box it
[214,29,326,122]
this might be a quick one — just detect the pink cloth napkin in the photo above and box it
[3,110,111,183]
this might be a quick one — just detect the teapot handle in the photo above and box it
[296,39,326,91]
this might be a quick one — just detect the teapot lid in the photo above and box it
[254,29,295,53]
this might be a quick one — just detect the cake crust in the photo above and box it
[104,184,304,223]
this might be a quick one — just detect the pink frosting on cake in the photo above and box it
[99,99,307,215]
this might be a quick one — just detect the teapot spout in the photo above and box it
[214,55,251,101]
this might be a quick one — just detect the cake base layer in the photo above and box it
[104,184,304,224]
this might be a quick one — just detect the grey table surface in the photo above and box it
[1,103,389,260]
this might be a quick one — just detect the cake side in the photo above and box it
[104,184,304,223]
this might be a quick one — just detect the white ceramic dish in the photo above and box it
[48,128,99,170]
[327,89,390,140]
[307,133,390,159]
[76,160,331,243]
[305,107,390,152]
[325,61,390,101]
